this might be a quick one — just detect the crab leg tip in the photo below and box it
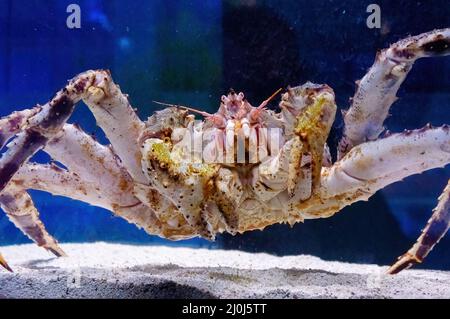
[46,245,68,258]
[387,254,420,275]
[0,254,13,273]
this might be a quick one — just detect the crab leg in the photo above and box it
[388,181,450,274]
[15,162,163,233]
[275,83,336,204]
[44,124,169,234]
[43,124,166,235]
[0,69,146,194]
[0,161,111,271]
[0,160,165,272]
[14,162,164,237]
[12,163,114,209]
[0,106,41,149]
[300,126,450,217]
[0,185,66,258]
[319,126,450,207]
[0,74,87,192]
[44,124,137,207]
[80,71,147,183]
[339,28,450,158]
[0,253,12,272]
[0,161,151,272]
[0,255,12,272]
[0,71,190,270]
[0,119,160,270]
[297,125,450,271]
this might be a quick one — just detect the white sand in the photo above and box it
[0,243,449,298]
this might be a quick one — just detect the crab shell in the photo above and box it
[134,83,336,240]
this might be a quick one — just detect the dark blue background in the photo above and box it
[0,0,449,269]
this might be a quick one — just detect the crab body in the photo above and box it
[136,83,337,240]
[0,28,450,274]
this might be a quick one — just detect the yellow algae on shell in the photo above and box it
[294,94,337,189]
[150,141,173,165]
[294,95,336,135]
[149,139,218,179]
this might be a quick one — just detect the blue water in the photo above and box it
[0,0,449,269]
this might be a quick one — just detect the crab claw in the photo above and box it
[0,253,13,272]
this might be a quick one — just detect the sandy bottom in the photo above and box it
[0,243,449,299]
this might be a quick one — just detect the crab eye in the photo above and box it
[221,95,228,103]
[238,92,245,100]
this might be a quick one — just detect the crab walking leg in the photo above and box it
[0,106,41,149]
[0,162,160,272]
[299,126,450,221]
[23,121,143,206]
[15,163,163,236]
[0,70,147,193]
[14,163,162,236]
[44,124,137,207]
[388,181,450,274]
[0,252,12,272]
[13,163,114,209]
[0,119,160,268]
[81,70,147,183]
[0,72,91,192]
[297,126,450,271]
[0,160,119,269]
[42,125,165,235]
[339,28,450,158]
[325,126,450,197]
[0,186,66,258]
[0,162,105,271]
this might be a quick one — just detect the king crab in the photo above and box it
[0,29,449,274]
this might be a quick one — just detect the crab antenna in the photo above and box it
[153,101,213,117]
[257,88,283,109]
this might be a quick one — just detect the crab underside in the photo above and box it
[0,28,449,274]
